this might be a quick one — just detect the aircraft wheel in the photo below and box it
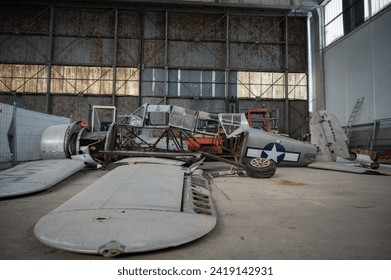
[245,158,276,179]
[370,162,379,169]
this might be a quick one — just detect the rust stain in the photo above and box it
[275,179,305,186]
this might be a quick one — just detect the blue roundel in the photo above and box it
[261,143,286,163]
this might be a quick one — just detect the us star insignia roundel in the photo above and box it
[245,143,301,164]
[261,143,286,163]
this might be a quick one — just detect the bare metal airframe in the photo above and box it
[2,103,364,256]
[39,103,337,178]
[2,104,352,199]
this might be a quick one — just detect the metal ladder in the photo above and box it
[344,97,364,136]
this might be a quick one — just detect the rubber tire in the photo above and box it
[370,162,379,169]
[245,158,277,179]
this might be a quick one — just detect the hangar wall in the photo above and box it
[324,6,391,124]
[323,6,391,150]
[0,1,309,139]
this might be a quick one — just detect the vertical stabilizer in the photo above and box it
[310,110,350,162]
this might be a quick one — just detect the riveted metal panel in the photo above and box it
[117,38,140,66]
[230,43,284,71]
[0,35,49,63]
[53,37,114,65]
[289,99,310,138]
[1,4,307,72]
[287,17,307,71]
[168,41,225,69]
[288,45,307,72]
[288,17,306,45]
[228,15,286,71]
[115,95,139,116]
[0,5,50,34]
[229,15,284,42]
[118,10,141,38]
[168,12,226,41]
[144,11,166,39]
[144,39,165,67]
[166,12,226,69]
[55,8,115,37]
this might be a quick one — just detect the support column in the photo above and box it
[45,5,55,114]
[164,10,169,105]
[284,15,290,135]
[112,8,118,112]
[139,10,145,106]
[12,102,17,163]
[311,8,325,112]
[225,13,232,113]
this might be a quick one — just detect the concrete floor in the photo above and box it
[0,162,390,260]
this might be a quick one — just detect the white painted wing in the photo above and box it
[0,159,85,198]
[34,164,216,256]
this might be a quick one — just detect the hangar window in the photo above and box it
[237,72,307,100]
[324,0,390,46]
[51,65,113,95]
[324,0,344,46]
[114,67,139,96]
[0,64,47,93]
[288,73,307,100]
[366,0,391,18]
[141,68,226,98]
[0,64,139,96]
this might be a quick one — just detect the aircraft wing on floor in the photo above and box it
[34,163,216,256]
[0,159,85,198]
[308,162,391,175]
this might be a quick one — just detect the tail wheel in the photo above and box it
[245,158,277,179]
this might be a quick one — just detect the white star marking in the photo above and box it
[263,144,285,162]
[246,147,300,162]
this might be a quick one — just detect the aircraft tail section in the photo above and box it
[310,110,350,162]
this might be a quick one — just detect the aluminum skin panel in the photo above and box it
[34,164,217,256]
[310,110,350,162]
[0,159,85,198]
[40,123,70,160]
[243,127,317,167]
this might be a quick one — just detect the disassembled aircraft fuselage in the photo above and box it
[41,103,348,178]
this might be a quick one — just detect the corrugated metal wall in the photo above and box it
[0,2,308,138]
[1,7,307,69]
